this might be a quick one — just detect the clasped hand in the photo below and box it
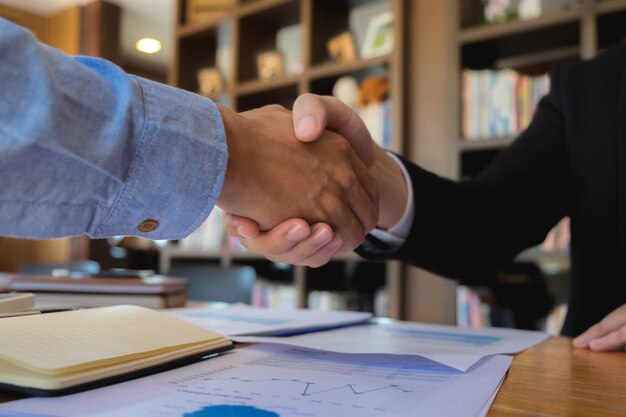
[216,103,379,254]
[220,95,407,267]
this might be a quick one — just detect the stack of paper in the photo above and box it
[165,303,373,336]
[0,344,512,417]
[235,318,550,371]
[0,305,550,417]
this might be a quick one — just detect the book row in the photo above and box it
[462,69,550,141]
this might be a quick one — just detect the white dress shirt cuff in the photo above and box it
[368,153,414,248]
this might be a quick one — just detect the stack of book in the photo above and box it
[1,273,188,309]
[462,69,550,141]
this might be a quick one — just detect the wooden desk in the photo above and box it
[488,337,626,417]
[2,337,625,416]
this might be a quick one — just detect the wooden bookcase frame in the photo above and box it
[167,0,406,318]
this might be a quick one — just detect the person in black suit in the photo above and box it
[224,46,626,351]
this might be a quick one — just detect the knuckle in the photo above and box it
[262,104,287,112]
[337,139,351,153]
[336,170,358,191]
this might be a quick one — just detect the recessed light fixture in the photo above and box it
[136,38,162,54]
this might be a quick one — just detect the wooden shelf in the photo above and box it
[176,16,227,39]
[307,55,391,80]
[235,75,300,96]
[161,246,267,261]
[230,251,269,260]
[460,9,582,44]
[493,46,580,69]
[236,0,296,18]
[596,0,626,15]
[458,136,516,151]
[160,247,224,259]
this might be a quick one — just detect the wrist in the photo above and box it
[216,104,245,210]
[373,147,408,230]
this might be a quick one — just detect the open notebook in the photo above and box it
[0,305,232,396]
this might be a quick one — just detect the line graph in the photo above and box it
[174,376,413,397]
[302,382,412,396]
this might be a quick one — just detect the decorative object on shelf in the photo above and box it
[518,0,582,20]
[186,0,234,25]
[276,24,304,75]
[349,1,391,54]
[327,31,357,63]
[361,10,394,58]
[197,67,223,99]
[357,76,389,107]
[517,0,542,19]
[332,76,360,109]
[356,76,392,148]
[483,0,518,24]
[256,50,284,80]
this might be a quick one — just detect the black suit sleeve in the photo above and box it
[358,67,572,286]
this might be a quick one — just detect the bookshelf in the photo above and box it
[408,0,626,329]
[168,0,406,317]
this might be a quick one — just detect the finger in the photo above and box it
[573,304,626,348]
[573,323,607,348]
[345,142,380,225]
[323,194,367,253]
[342,171,379,234]
[301,231,343,268]
[588,327,626,351]
[264,224,341,267]
[237,218,312,256]
[224,213,260,239]
[293,94,375,166]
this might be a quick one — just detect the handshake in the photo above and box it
[215,94,408,267]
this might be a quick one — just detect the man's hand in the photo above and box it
[216,104,378,253]
[572,304,626,351]
[223,95,408,267]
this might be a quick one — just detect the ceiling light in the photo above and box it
[136,38,162,54]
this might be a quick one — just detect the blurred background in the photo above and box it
[1,0,624,334]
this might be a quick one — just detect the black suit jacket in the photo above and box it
[359,45,626,337]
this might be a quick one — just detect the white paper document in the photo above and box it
[0,344,512,417]
[236,319,549,371]
[165,303,373,336]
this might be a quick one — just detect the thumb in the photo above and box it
[293,94,376,167]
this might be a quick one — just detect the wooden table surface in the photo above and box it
[1,337,625,416]
[488,337,626,417]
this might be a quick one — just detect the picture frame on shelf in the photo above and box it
[361,11,394,59]
[197,67,223,99]
[327,31,357,63]
[256,51,284,80]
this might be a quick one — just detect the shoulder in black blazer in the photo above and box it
[358,44,626,337]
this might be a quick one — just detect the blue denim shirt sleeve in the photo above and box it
[0,18,228,240]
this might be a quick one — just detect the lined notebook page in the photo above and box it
[0,305,226,375]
